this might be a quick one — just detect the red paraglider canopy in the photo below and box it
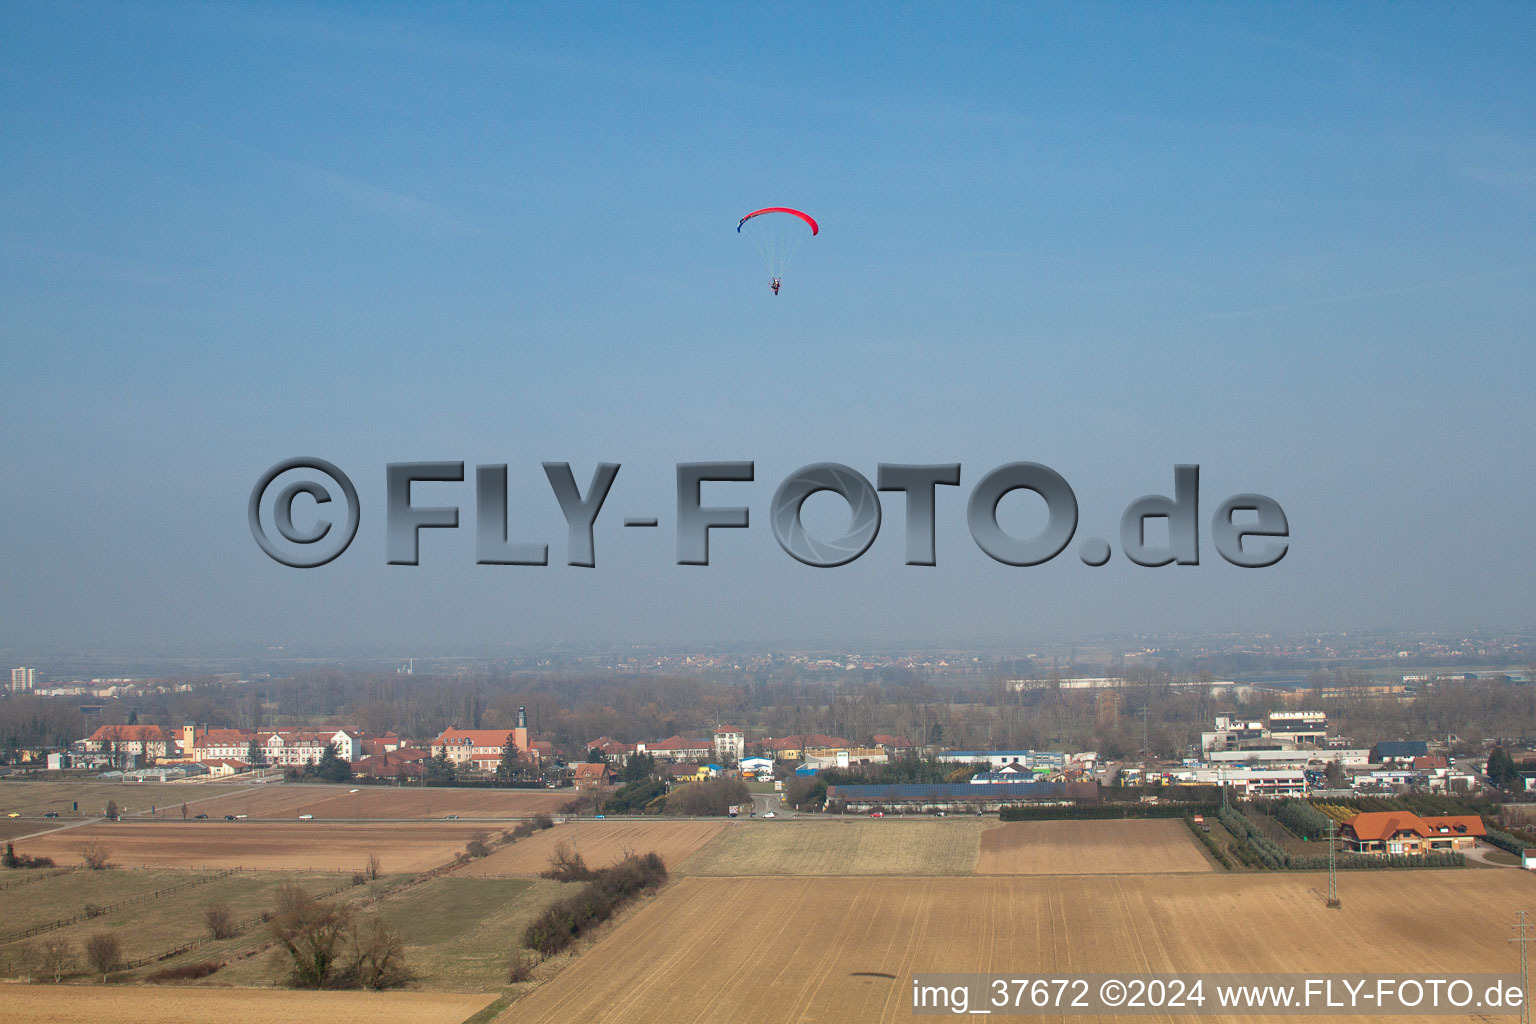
[737,207,818,235]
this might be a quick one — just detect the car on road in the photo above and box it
[763,811,775,818]
[193,813,208,819]
[43,812,59,818]
[445,814,459,820]
[224,815,238,820]
[869,811,885,818]
[298,813,314,820]
[5,812,17,818]
[594,814,605,819]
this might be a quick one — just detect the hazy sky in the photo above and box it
[3,3,1533,655]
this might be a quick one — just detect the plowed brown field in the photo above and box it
[14,821,494,872]
[459,820,726,876]
[0,987,495,1024]
[500,871,1536,1024]
[976,818,1214,874]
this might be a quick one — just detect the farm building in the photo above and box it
[1339,811,1485,855]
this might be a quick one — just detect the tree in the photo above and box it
[1324,760,1345,789]
[83,932,122,982]
[180,803,188,820]
[205,902,237,939]
[498,734,523,781]
[365,853,381,881]
[247,738,267,769]
[348,915,407,989]
[268,886,352,988]
[80,842,111,870]
[315,743,353,783]
[585,746,606,764]
[425,749,457,784]
[104,799,119,820]
[36,937,75,982]
[1488,747,1519,789]
[621,751,656,783]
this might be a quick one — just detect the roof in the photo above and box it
[873,734,914,748]
[1372,741,1430,759]
[646,735,712,751]
[88,725,171,743]
[1343,811,1486,842]
[571,763,613,779]
[433,729,520,747]
[761,734,852,749]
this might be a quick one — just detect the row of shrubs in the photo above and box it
[1218,806,1289,869]
[1272,799,1334,840]
[522,852,668,957]
[999,802,1212,821]
[1183,816,1233,869]
[1484,826,1527,856]
[2,842,56,869]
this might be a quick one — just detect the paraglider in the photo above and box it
[738,207,817,295]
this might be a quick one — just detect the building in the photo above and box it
[10,667,36,693]
[1340,812,1485,854]
[571,762,616,789]
[640,735,714,762]
[81,724,175,765]
[1370,741,1430,764]
[713,727,745,763]
[1201,712,1330,755]
[937,750,1061,771]
[586,737,636,764]
[432,707,535,770]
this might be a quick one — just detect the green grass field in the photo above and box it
[682,818,991,876]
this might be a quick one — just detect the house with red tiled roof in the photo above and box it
[571,762,616,789]
[1340,811,1485,854]
[82,724,175,764]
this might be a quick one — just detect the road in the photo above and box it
[750,791,791,818]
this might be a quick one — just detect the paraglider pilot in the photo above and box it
[771,277,780,295]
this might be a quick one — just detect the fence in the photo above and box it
[0,867,242,944]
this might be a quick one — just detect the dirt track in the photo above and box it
[976,818,1214,874]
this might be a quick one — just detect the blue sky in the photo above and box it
[2,3,1533,654]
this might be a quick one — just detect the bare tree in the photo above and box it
[205,902,237,939]
[79,842,111,870]
[365,853,381,881]
[348,915,407,989]
[268,887,352,988]
[83,932,121,982]
[36,937,76,982]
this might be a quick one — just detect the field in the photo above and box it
[14,821,496,872]
[459,820,726,877]
[683,818,992,876]
[501,870,1536,1024]
[180,783,571,821]
[0,780,254,819]
[0,988,496,1024]
[0,868,362,975]
[975,819,1215,875]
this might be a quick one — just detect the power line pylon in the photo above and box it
[1325,819,1341,908]
[1512,910,1532,1024]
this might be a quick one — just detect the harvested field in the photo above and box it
[14,821,496,872]
[502,871,1536,1024]
[0,780,256,820]
[460,820,726,877]
[0,987,495,1024]
[682,818,989,876]
[976,819,1214,875]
